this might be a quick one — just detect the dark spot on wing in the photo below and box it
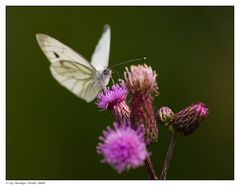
[53,52,60,58]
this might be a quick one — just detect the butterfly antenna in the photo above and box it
[111,57,147,69]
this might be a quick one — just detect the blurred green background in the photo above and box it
[6,7,233,180]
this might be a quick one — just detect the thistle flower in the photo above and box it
[172,102,208,136]
[124,64,158,95]
[97,121,147,173]
[124,64,159,143]
[156,106,174,125]
[96,84,130,122]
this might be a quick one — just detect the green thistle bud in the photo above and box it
[172,102,208,136]
[156,106,174,125]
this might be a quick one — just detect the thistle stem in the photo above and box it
[144,154,158,180]
[160,130,177,180]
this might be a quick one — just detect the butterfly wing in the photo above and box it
[91,25,111,71]
[50,61,101,102]
[36,33,93,69]
[36,34,100,102]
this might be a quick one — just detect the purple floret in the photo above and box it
[97,121,147,173]
[96,84,128,110]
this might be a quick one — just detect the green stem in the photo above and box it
[144,154,158,180]
[160,130,177,180]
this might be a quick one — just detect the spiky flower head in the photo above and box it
[124,64,159,143]
[97,121,147,173]
[124,64,158,95]
[156,106,174,125]
[172,102,208,136]
[96,83,130,122]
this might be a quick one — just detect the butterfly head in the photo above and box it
[103,68,111,76]
[97,68,112,89]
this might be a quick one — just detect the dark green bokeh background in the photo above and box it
[6,7,233,179]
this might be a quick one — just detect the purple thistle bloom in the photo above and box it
[97,84,127,109]
[97,121,148,173]
[172,102,209,136]
[96,83,130,122]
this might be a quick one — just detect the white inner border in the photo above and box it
[1,0,239,186]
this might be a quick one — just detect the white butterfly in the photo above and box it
[36,25,111,102]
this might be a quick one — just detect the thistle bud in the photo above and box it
[156,106,174,125]
[172,102,208,136]
[124,64,159,143]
